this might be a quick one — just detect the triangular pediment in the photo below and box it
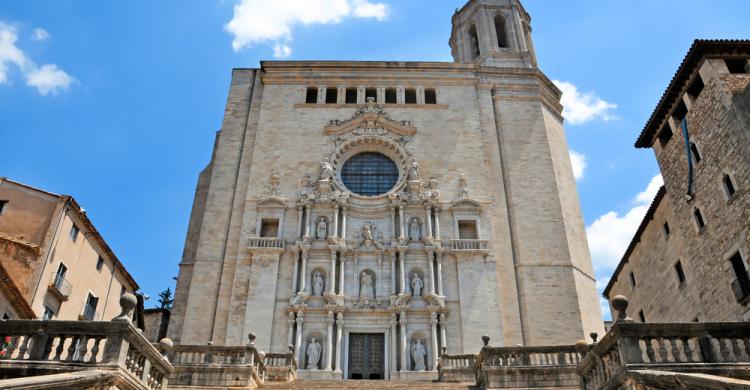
[324,104,416,137]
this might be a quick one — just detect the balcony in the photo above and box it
[731,273,750,303]
[47,274,72,301]
[444,239,489,253]
[247,237,286,249]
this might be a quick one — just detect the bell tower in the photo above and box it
[449,0,537,68]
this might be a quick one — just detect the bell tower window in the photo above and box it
[494,14,508,48]
[467,24,480,59]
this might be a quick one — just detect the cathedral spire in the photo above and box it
[449,0,537,68]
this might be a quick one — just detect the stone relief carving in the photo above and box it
[411,339,427,371]
[312,271,324,296]
[306,338,321,369]
[411,272,424,298]
[356,221,384,249]
[408,217,422,241]
[390,169,440,204]
[319,161,334,181]
[359,271,375,300]
[260,174,283,202]
[408,160,421,181]
[458,174,469,199]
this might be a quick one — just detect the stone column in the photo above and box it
[332,206,339,238]
[390,313,398,373]
[297,206,304,238]
[427,249,436,294]
[425,206,433,239]
[439,313,447,351]
[399,311,408,372]
[433,206,440,239]
[398,248,406,293]
[325,311,334,370]
[398,205,405,240]
[287,312,295,348]
[335,312,344,373]
[304,205,311,238]
[329,250,337,294]
[299,248,308,293]
[437,252,444,296]
[291,249,300,293]
[341,207,347,239]
[390,251,397,294]
[390,207,396,238]
[339,254,345,295]
[430,312,439,371]
[295,313,304,365]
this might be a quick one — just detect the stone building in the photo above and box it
[0,177,139,321]
[169,0,603,382]
[604,40,750,323]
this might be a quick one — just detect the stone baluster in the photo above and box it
[425,206,433,239]
[335,313,344,373]
[339,253,345,295]
[287,312,295,348]
[297,206,304,238]
[291,248,300,293]
[295,313,304,365]
[433,206,440,239]
[398,205,405,240]
[325,311,334,371]
[437,251,444,295]
[390,313,398,373]
[399,311,408,372]
[439,313,447,351]
[427,248,436,294]
[681,337,693,362]
[304,205,311,238]
[430,312,439,371]
[398,248,407,293]
[341,207,347,239]
[332,206,339,238]
[299,248,308,293]
[329,250,337,294]
[671,338,682,363]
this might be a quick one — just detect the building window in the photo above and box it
[340,152,399,196]
[467,24,480,59]
[424,89,437,104]
[675,261,686,284]
[638,310,646,323]
[96,256,104,271]
[690,142,702,163]
[494,14,508,48]
[385,88,397,104]
[404,88,417,104]
[686,75,705,101]
[83,293,99,321]
[43,306,55,320]
[0,200,7,215]
[693,208,705,229]
[305,87,318,104]
[458,220,478,240]
[365,88,377,102]
[345,88,358,104]
[663,221,671,237]
[629,271,636,287]
[725,59,749,74]
[723,174,737,198]
[730,252,750,302]
[70,224,80,241]
[658,123,673,147]
[325,87,338,104]
[260,219,280,238]
[54,263,68,289]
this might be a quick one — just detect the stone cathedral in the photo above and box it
[169,0,603,382]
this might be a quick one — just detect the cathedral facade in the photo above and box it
[169,0,603,381]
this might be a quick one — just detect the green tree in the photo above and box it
[157,287,173,310]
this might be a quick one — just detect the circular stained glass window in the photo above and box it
[341,152,399,196]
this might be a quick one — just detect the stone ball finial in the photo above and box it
[481,335,490,347]
[611,295,632,322]
[575,340,589,354]
[248,332,257,345]
[258,351,266,360]
[159,337,174,352]
[590,332,599,343]
[441,346,447,355]
[112,292,137,323]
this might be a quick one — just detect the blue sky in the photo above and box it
[1,1,748,317]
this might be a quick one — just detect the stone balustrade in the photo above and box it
[168,341,265,389]
[263,350,297,383]
[438,353,477,383]
[247,237,286,249]
[0,295,174,390]
[444,239,489,252]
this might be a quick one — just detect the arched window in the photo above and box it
[467,24,480,59]
[341,152,399,196]
[494,14,508,48]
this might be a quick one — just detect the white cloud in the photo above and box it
[273,43,292,59]
[586,174,663,271]
[553,80,617,125]
[225,0,389,53]
[0,21,73,94]
[32,28,49,41]
[569,150,586,181]
[26,64,74,95]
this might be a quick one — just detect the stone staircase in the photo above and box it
[262,380,475,389]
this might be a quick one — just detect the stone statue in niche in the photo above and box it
[362,222,374,241]
[458,174,469,199]
[408,218,421,241]
[312,271,324,296]
[411,273,423,297]
[359,272,375,299]
[411,339,427,371]
[306,338,321,369]
[319,161,334,181]
[408,160,421,180]
[316,218,327,240]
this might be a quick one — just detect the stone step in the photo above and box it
[262,380,475,389]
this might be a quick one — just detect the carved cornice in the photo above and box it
[323,102,416,137]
